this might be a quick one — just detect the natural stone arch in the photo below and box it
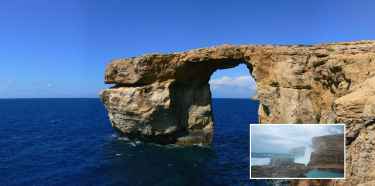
[101,44,320,145]
[101,46,254,145]
[101,40,375,186]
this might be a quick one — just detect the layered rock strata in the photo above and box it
[309,134,345,172]
[101,40,375,185]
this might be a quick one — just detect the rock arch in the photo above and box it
[101,40,375,186]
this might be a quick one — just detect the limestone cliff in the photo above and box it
[308,134,345,171]
[101,40,375,185]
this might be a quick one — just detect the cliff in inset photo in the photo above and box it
[308,134,345,171]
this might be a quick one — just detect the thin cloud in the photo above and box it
[209,75,256,90]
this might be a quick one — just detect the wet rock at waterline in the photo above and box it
[101,40,375,185]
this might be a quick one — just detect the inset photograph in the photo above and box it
[250,124,345,179]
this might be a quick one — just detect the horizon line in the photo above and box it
[0,97,254,99]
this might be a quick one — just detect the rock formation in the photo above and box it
[289,147,306,157]
[252,155,307,178]
[101,40,375,185]
[251,163,307,178]
[308,134,345,172]
[270,155,295,167]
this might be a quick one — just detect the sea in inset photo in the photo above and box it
[250,124,345,179]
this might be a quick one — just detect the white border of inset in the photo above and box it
[249,123,346,180]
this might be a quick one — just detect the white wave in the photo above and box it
[294,146,313,165]
[117,137,130,141]
[251,157,270,166]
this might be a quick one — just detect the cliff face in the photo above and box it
[308,134,345,169]
[100,40,375,185]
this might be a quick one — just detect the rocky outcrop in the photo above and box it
[270,155,295,167]
[289,147,306,157]
[252,154,307,178]
[252,156,307,178]
[308,134,345,172]
[101,40,375,185]
[251,163,307,178]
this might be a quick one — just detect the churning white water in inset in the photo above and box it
[294,146,313,165]
[251,157,271,165]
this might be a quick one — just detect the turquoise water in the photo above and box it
[305,169,344,178]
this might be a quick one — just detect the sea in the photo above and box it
[0,98,268,186]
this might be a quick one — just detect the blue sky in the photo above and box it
[1,0,374,98]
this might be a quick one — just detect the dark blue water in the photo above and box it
[0,98,266,186]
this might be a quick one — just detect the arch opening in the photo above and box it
[209,63,256,99]
[207,63,259,143]
[202,63,260,181]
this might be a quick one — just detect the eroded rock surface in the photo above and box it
[252,153,307,178]
[308,134,345,172]
[251,163,307,178]
[100,40,375,185]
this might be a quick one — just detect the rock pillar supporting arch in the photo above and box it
[101,46,249,145]
[101,41,375,186]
